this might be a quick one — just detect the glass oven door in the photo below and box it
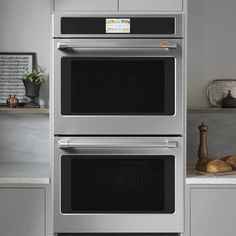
[53,136,184,233]
[61,155,175,214]
[61,57,174,115]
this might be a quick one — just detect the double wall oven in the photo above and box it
[52,13,185,236]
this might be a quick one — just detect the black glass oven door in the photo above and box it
[61,155,175,214]
[61,57,175,115]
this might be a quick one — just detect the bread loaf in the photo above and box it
[221,155,236,170]
[206,159,232,173]
[196,158,232,173]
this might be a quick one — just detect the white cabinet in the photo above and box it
[54,0,118,11]
[187,187,236,236]
[0,188,45,236]
[53,0,184,12]
[119,0,183,12]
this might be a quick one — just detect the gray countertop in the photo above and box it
[0,162,50,184]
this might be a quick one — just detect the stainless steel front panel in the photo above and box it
[52,38,184,135]
[53,136,184,233]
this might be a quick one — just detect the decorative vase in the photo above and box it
[8,95,19,108]
[23,80,41,108]
[221,90,236,108]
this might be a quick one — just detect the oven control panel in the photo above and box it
[60,17,176,35]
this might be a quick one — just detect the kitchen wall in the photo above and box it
[187,0,236,163]
[0,0,51,106]
[187,113,236,165]
[0,0,50,163]
[0,114,49,163]
[188,0,236,107]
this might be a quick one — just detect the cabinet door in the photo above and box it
[54,0,118,11]
[191,188,236,236]
[119,0,183,11]
[0,188,45,236]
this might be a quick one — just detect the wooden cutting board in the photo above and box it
[187,166,236,176]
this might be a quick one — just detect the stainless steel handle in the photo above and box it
[58,139,178,149]
[57,42,177,50]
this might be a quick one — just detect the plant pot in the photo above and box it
[23,80,41,108]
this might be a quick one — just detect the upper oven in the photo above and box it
[52,14,185,135]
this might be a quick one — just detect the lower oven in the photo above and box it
[53,136,184,234]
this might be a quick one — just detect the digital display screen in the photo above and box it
[106,18,130,34]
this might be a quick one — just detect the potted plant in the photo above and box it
[22,66,46,108]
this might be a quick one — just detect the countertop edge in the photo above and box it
[186,177,236,185]
[0,177,50,185]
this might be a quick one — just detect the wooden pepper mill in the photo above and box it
[196,122,233,173]
[196,122,209,171]
[198,122,208,159]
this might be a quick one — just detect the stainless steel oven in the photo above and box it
[53,136,184,234]
[52,14,185,135]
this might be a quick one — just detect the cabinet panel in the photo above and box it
[191,188,236,236]
[54,0,118,11]
[0,188,45,236]
[119,0,183,12]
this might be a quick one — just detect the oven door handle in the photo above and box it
[58,140,178,149]
[57,42,177,50]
